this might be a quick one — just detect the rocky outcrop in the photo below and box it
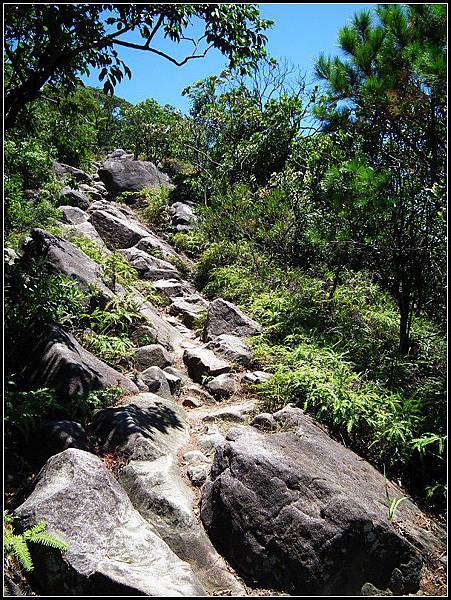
[22,228,113,300]
[15,449,204,596]
[204,298,261,341]
[200,412,444,596]
[20,324,138,398]
[183,347,231,383]
[90,393,189,461]
[98,155,169,197]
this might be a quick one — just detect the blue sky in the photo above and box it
[81,4,377,112]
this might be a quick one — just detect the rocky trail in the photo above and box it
[5,151,447,597]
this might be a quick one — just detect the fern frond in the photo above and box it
[30,532,69,551]
[10,535,34,572]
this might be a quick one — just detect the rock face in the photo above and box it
[98,155,169,197]
[91,393,189,461]
[183,348,231,383]
[204,298,261,341]
[22,228,113,300]
[20,325,138,398]
[15,449,204,596]
[206,334,252,367]
[201,417,430,596]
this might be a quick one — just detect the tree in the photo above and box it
[4,4,273,129]
[119,99,188,163]
[182,59,309,192]
[313,4,447,353]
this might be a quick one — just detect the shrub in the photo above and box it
[137,186,171,227]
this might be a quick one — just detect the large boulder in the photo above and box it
[204,373,237,399]
[20,324,138,398]
[22,228,113,300]
[169,296,209,328]
[201,413,446,595]
[131,289,186,352]
[15,449,204,596]
[98,155,169,197]
[205,334,252,367]
[120,247,180,280]
[120,455,245,596]
[58,187,90,210]
[203,298,261,341]
[140,367,173,400]
[88,207,151,250]
[59,205,88,225]
[90,393,189,461]
[136,234,191,264]
[135,344,173,370]
[183,348,231,383]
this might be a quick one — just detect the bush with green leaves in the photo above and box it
[80,333,135,371]
[4,511,68,573]
[137,186,171,228]
[5,257,86,345]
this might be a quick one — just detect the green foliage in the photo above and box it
[5,257,86,342]
[81,294,145,337]
[81,333,135,371]
[102,251,139,290]
[168,230,207,258]
[4,386,63,445]
[137,186,171,227]
[5,4,272,129]
[4,511,68,572]
[119,99,190,163]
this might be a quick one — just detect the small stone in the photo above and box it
[243,371,273,385]
[187,464,211,487]
[182,397,203,409]
[361,582,392,596]
[197,431,225,455]
[250,413,275,430]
